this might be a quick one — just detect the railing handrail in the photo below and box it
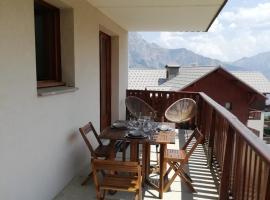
[199,92,270,164]
[128,89,199,95]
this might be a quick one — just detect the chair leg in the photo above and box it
[81,172,93,186]
[164,171,178,192]
[122,142,126,161]
[176,168,196,193]
[163,162,179,192]
[156,144,159,165]
[135,189,142,200]
[171,163,196,193]
[174,162,193,182]
[100,189,106,200]
[139,188,142,200]
[182,170,193,183]
[96,188,105,200]
[164,165,173,178]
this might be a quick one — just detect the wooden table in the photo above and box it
[99,123,176,199]
[148,131,176,199]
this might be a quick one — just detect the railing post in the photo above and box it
[200,100,207,139]
[195,94,201,129]
[207,109,216,167]
[266,168,270,199]
[219,125,234,199]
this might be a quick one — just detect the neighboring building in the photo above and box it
[231,71,270,138]
[129,66,267,124]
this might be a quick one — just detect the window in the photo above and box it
[225,102,232,110]
[34,0,64,88]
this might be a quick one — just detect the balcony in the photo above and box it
[2,1,269,199]
[54,90,270,200]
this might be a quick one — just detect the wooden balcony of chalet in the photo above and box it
[55,90,270,200]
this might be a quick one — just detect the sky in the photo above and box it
[139,0,270,62]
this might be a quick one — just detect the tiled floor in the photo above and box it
[54,130,219,200]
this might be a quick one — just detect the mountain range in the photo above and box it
[128,32,270,79]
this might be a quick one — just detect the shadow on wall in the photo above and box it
[67,129,89,175]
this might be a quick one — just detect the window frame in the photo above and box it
[34,0,63,88]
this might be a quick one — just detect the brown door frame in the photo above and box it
[99,31,111,131]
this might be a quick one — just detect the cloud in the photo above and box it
[155,2,270,62]
[221,3,270,28]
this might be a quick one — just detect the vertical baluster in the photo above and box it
[266,167,270,200]
[234,135,244,199]
[219,125,234,200]
[208,109,216,167]
[252,154,258,200]
[242,145,250,199]
[259,162,269,199]
[247,147,253,199]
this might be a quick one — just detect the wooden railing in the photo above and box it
[127,90,270,200]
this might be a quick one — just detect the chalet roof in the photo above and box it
[128,69,166,90]
[231,71,270,94]
[161,66,218,91]
[128,67,269,97]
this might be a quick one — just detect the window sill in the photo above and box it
[37,81,66,88]
[37,86,78,97]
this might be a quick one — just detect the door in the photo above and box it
[99,31,111,131]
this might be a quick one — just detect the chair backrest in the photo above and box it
[125,96,156,120]
[91,159,142,196]
[165,98,196,123]
[92,159,141,174]
[79,122,102,158]
[182,128,204,162]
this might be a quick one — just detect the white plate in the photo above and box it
[129,130,143,136]
[127,130,147,138]
[112,121,127,128]
[158,124,171,131]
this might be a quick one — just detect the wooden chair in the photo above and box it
[79,122,122,185]
[164,128,204,192]
[92,159,142,200]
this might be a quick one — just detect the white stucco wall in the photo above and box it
[247,112,265,139]
[0,0,128,199]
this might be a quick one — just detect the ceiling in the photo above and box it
[87,0,228,31]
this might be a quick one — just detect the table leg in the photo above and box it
[142,143,151,183]
[159,144,166,199]
[130,142,138,161]
[142,143,146,183]
[145,143,150,178]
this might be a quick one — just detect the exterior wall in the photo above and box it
[247,112,264,139]
[0,0,128,200]
[182,71,250,123]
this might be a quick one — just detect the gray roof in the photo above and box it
[128,67,270,94]
[231,71,270,94]
[160,66,218,91]
[128,69,166,90]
